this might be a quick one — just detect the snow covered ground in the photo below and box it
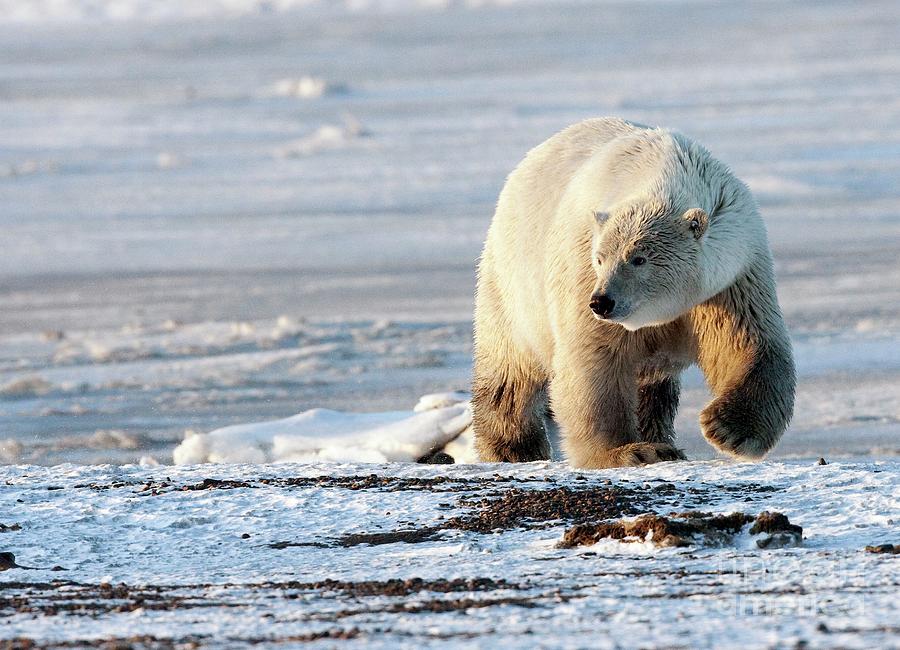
[1,0,898,466]
[1,0,899,646]
[2,460,898,648]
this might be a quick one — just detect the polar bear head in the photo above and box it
[578,128,764,331]
[589,201,710,330]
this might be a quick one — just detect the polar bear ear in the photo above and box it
[593,210,610,224]
[683,208,708,240]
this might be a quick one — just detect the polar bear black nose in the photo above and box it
[590,294,615,317]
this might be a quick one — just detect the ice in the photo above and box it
[268,76,344,99]
[274,117,369,157]
[173,392,472,464]
[0,0,898,465]
[0,0,529,24]
[413,391,471,411]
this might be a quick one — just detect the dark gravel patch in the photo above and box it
[449,485,640,532]
[323,595,544,622]
[1,629,364,649]
[319,484,641,547]
[64,474,784,506]
[0,581,236,616]
[270,577,519,597]
[0,577,522,619]
[72,474,551,494]
[333,529,444,547]
[367,595,539,615]
[1,636,207,650]
[73,477,254,495]
[263,475,514,492]
[240,628,362,644]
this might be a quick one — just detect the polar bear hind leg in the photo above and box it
[472,350,551,462]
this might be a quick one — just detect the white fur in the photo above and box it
[475,117,792,467]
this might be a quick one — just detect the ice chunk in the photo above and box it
[173,394,473,465]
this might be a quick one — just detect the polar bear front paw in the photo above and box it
[700,401,768,460]
[585,442,686,468]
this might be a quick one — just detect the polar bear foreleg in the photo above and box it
[698,342,795,459]
[694,270,796,459]
[472,345,552,463]
[550,350,684,468]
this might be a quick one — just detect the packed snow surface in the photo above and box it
[1,460,898,648]
[2,0,898,467]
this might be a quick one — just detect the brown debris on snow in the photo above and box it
[750,511,804,548]
[558,511,802,550]
[268,480,789,549]
[865,544,899,555]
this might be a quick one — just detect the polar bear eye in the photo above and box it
[631,256,647,266]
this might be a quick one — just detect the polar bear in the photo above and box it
[473,118,795,468]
